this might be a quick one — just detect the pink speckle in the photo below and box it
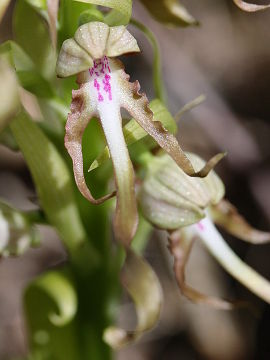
[94,79,100,90]
[197,222,205,231]
[89,56,113,101]
[98,93,104,102]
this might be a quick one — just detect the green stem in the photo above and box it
[131,18,166,103]
[25,209,47,224]
[10,113,98,264]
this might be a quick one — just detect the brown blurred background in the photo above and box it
[1,0,270,359]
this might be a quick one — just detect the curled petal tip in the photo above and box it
[104,250,163,348]
[189,151,226,178]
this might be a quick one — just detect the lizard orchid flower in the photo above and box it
[139,152,270,306]
[56,21,224,245]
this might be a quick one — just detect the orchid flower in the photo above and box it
[56,21,224,245]
[139,152,270,307]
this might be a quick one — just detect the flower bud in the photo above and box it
[139,152,225,230]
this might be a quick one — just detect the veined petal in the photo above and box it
[169,228,245,309]
[56,22,140,78]
[193,216,270,304]
[65,86,115,204]
[104,249,163,348]
[56,39,94,78]
[233,0,270,12]
[74,22,110,60]
[210,199,270,244]
[117,64,225,178]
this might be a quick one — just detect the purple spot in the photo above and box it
[197,222,205,231]
[94,79,100,90]
[98,93,104,102]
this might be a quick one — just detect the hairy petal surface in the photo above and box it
[104,249,163,348]
[210,199,270,244]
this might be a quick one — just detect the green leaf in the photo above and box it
[13,0,56,79]
[32,271,78,326]
[0,41,54,98]
[0,126,19,150]
[0,40,34,72]
[139,0,198,27]
[74,0,132,25]
[78,8,104,26]
[24,271,80,360]
[89,99,177,171]
[10,112,98,262]
[25,0,47,11]
[0,58,20,133]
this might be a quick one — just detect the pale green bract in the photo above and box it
[74,0,132,25]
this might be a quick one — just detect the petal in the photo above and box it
[98,100,138,244]
[103,249,163,348]
[117,66,225,178]
[233,0,270,12]
[210,199,270,244]
[74,21,110,59]
[169,228,245,309]
[106,25,140,57]
[56,38,93,78]
[194,216,270,304]
[65,86,115,204]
